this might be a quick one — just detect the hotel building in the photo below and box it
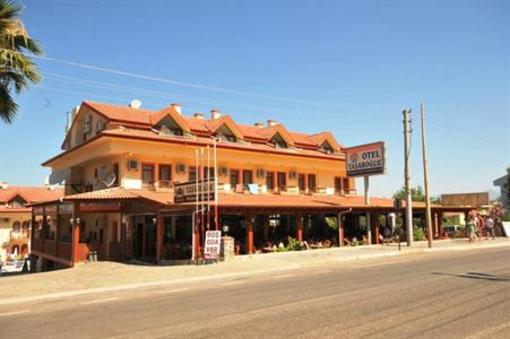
[30,101,464,270]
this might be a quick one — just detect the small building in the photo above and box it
[493,174,509,210]
[0,183,63,262]
[30,101,468,271]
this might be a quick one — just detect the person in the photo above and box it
[485,216,495,240]
[466,216,476,243]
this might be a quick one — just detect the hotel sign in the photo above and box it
[345,141,385,177]
[174,180,214,204]
[79,202,121,213]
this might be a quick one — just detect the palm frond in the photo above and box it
[0,82,18,123]
[0,1,23,21]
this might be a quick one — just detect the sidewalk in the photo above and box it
[0,238,508,305]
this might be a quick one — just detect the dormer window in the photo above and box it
[320,141,335,154]
[156,116,183,136]
[271,133,288,149]
[216,124,237,143]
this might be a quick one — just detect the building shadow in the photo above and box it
[432,271,510,282]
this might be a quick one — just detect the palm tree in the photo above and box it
[0,0,42,123]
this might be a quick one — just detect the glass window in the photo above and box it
[343,178,350,192]
[243,170,253,188]
[298,174,305,192]
[335,177,342,194]
[142,164,154,187]
[307,174,316,192]
[266,172,275,191]
[159,165,172,187]
[189,166,197,182]
[277,172,286,191]
[230,169,240,188]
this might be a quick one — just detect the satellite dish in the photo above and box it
[129,99,142,109]
[101,173,117,188]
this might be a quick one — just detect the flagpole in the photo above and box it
[213,137,219,230]
[207,145,211,231]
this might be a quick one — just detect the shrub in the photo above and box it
[413,226,426,241]
[286,237,302,251]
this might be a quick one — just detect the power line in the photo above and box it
[34,55,325,106]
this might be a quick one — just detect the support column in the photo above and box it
[246,212,254,254]
[366,213,372,244]
[55,204,60,257]
[156,212,163,264]
[296,213,303,242]
[72,218,80,265]
[432,211,439,239]
[338,213,344,247]
[371,213,380,244]
[263,215,269,242]
[438,212,444,239]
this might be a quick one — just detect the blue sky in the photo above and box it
[0,0,508,198]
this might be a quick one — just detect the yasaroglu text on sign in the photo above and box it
[345,141,386,177]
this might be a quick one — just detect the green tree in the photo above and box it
[0,0,42,123]
[393,185,426,202]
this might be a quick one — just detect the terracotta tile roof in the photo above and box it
[102,127,345,160]
[84,101,154,125]
[76,101,344,152]
[63,187,172,205]
[0,186,64,204]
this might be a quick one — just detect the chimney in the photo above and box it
[210,109,221,120]
[254,122,264,129]
[267,119,277,127]
[193,112,205,120]
[171,103,182,115]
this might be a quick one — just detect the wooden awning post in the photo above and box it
[296,213,303,242]
[246,212,254,255]
[72,202,80,266]
[155,212,163,264]
[338,213,344,247]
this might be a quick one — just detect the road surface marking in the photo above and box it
[314,269,332,274]
[158,288,190,294]
[0,310,30,317]
[220,280,246,286]
[81,297,119,305]
[273,274,295,279]
[465,321,510,339]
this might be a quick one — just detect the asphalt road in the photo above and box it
[1,248,509,339]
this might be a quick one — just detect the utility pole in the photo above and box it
[364,175,371,244]
[420,103,433,248]
[402,108,413,246]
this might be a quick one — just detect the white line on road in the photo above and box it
[314,269,332,274]
[81,297,119,305]
[220,280,246,286]
[158,288,190,295]
[273,274,296,279]
[0,310,30,317]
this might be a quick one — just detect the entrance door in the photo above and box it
[134,222,144,258]
[144,216,156,260]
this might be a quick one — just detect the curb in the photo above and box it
[1,241,507,305]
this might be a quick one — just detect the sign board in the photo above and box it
[440,193,490,207]
[204,230,222,260]
[79,202,121,213]
[174,180,214,204]
[345,141,385,177]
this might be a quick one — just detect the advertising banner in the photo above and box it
[345,141,385,177]
[204,230,222,260]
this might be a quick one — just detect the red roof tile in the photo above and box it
[63,187,172,205]
[0,186,64,204]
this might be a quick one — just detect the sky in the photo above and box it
[0,0,508,198]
